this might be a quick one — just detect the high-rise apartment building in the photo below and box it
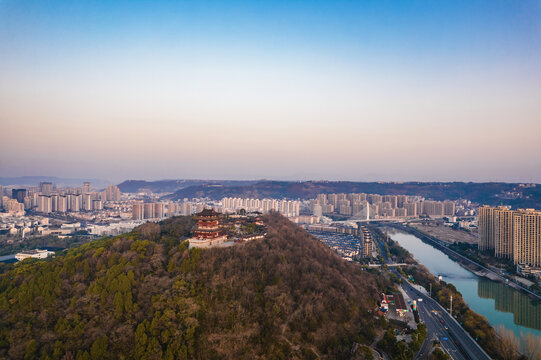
[12,189,26,203]
[37,195,52,213]
[316,193,327,205]
[82,194,93,211]
[106,185,121,202]
[154,203,165,218]
[421,201,444,217]
[327,194,339,208]
[495,208,515,259]
[83,182,91,194]
[1,196,9,211]
[479,206,541,266]
[352,203,364,216]
[167,203,179,217]
[23,196,33,210]
[69,194,82,212]
[92,200,103,210]
[221,197,300,217]
[479,206,497,251]
[443,201,456,216]
[367,194,382,204]
[132,203,144,220]
[383,195,397,208]
[360,227,373,258]
[339,205,352,216]
[395,208,407,217]
[322,204,334,214]
[144,203,155,219]
[58,196,68,212]
[513,210,541,267]
[51,194,58,212]
[181,202,193,216]
[397,195,407,208]
[404,202,417,217]
[39,182,53,195]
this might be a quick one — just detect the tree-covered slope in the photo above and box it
[0,214,385,360]
[164,180,541,208]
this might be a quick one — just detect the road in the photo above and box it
[400,277,492,360]
[369,226,491,360]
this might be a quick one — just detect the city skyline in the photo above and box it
[1,0,541,182]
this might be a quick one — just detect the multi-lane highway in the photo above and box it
[370,227,491,360]
[400,277,492,360]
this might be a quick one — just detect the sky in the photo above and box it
[1,0,540,183]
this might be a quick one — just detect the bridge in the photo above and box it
[367,263,408,267]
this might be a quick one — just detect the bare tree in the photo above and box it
[520,331,541,360]
[495,325,519,360]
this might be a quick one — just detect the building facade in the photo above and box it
[479,206,541,266]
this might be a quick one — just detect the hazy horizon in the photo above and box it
[1,1,540,182]
[1,175,540,187]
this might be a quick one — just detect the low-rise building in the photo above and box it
[15,249,55,261]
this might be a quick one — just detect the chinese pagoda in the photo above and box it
[189,208,229,248]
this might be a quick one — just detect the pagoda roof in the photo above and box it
[195,208,222,217]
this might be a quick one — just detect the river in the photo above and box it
[0,254,16,263]
[386,229,541,345]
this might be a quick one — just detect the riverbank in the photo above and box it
[410,223,478,245]
[384,227,541,358]
[390,223,541,302]
[374,228,510,359]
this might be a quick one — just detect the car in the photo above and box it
[418,298,423,302]
[442,337,448,341]
[440,319,444,324]
[444,326,449,330]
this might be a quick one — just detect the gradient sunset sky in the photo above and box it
[1,0,540,182]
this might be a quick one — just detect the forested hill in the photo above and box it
[0,214,387,359]
[163,180,541,208]
[117,179,258,194]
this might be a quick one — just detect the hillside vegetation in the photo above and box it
[0,214,386,359]
[163,180,541,209]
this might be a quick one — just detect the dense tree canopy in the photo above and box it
[0,214,387,359]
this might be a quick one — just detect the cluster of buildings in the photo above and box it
[310,193,456,219]
[188,208,266,248]
[221,197,300,217]
[1,183,122,214]
[34,183,120,213]
[0,182,142,240]
[379,292,410,317]
[0,213,141,239]
[132,201,193,220]
[479,206,541,268]
[0,215,51,238]
[306,224,373,261]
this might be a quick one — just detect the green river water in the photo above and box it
[387,229,541,346]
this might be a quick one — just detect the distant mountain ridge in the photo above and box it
[163,180,541,208]
[0,176,110,188]
[117,179,259,194]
